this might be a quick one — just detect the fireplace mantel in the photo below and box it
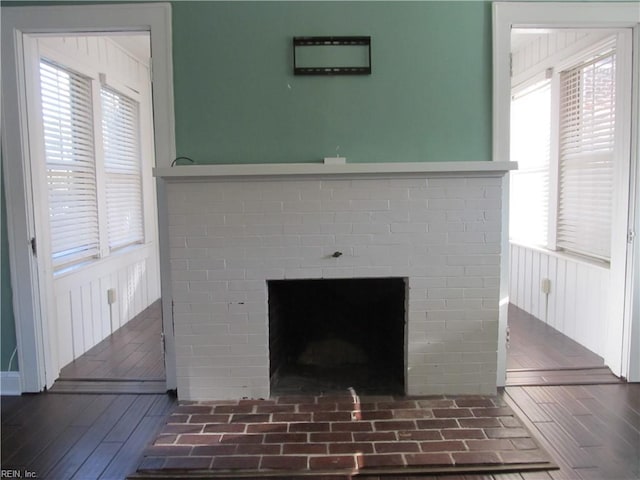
[154,161,516,180]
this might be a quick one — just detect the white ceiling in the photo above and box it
[110,33,150,62]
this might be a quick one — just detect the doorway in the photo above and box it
[1,3,176,393]
[25,32,164,392]
[507,28,632,384]
[493,2,639,385]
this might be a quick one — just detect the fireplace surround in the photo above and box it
[157,162,514,400]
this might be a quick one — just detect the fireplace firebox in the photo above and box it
[268,278,406,394]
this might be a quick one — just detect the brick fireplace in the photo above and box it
[158,162,513,400]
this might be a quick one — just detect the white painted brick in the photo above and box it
[321,223,352,234]
[245,224,283,235]
[464,221,501,232]
[335,211,371,223]
[188,259,226,271]
[321,200,352,211]
[352,266,393,277]
[301,212,334,224]
[409,210,447,223]
[351,224,389,234]
[282,201,322,213]
[465,198,500,210]
[389,178,427,188]
[300,235,336,246]
[447,232,486,244]
[446,210,485,222]
[391,223,427,233]
[260,188,302,202]
[207,269,246,281]
[335,234,372,246]
[283,268,323,278]
[408,187,444,199]
[350,199,390,211]
[167,174,505,400]
[283,224,323,235]
[228,280,266,291]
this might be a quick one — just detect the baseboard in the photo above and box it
[1,371,21,395]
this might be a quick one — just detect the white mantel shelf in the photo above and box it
[154,161,517,180]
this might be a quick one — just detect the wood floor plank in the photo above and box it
[534,422,597,469]
[1,394,88,456]
[71,441,123,480]
[576,395,640,448]
[503,387,551,423]
[104,395,158,443]
[538,403,601,448]
[99,414,168,479]
[46,395,139,479]
[29,425,87,478]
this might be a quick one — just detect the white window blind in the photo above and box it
[40,60,100,268]
[510,80,551,247]
[101,86,144,250]
[558,41,616,261]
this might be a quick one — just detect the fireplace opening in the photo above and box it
[268,278,406,395]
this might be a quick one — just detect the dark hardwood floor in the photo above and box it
[58,300,164,381]
[1,304,637,479]
[507,304,605,370]
[1,392,175,480]
[506,305,622,387]
[49,300,166,394]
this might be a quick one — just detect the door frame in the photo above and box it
[493,2,640,383]
[1,3,177,392]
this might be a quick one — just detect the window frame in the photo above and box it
[37,43,147,273]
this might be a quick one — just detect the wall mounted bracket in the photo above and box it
[293,36,371,75]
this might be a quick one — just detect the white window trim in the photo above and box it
[1,3,176,393]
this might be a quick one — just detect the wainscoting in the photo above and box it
[509,243,609,360]
[51,245,160,382]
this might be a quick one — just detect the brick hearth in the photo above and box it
[136,394,555,476]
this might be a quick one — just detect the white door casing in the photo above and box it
[1,3,176,392]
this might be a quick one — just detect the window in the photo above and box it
[510,37,617,263]
[101,87,144,250]
[40,59,144,270]
[40,60,100,268]
[557,49,616,261]
[510,79,551,247]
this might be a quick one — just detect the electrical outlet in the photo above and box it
[541,278,551,295]
[107,288,117,305]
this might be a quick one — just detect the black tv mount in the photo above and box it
[293,36,371,76]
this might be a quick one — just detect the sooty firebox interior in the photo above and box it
[268,278,406,395]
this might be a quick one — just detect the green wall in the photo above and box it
[173,1,492,164]
[1,154,18,371]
